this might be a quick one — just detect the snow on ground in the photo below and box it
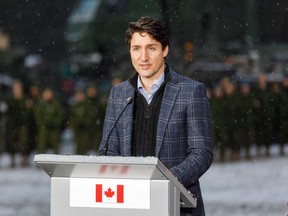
[0,156,50,216]
[0,143,287,216]
[201,156,288,216]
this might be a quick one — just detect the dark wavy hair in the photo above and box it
[125,16,170,50]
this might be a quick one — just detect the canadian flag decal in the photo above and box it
[70,178,150,209]
[96,184,124,203]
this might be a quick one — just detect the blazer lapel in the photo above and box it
[155,72,180,156]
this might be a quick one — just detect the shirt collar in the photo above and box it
[137,72,165,93]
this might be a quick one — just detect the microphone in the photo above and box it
[104,96,134,155]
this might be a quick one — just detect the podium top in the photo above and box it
[35,154,160,166]
[34,154,197,208]
[35,154,166,180]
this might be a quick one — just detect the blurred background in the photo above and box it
[1,0,288,88]
[0,0,288,215]
[1,0,288,159]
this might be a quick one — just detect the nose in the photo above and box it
[140,49,148,61]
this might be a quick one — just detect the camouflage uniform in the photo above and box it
[269,82,282,144]
[210,86,226,162]
[222,83,239,161]
[26,85,41,153]
[35,89,63,154]
[86,92,104,153]
[252,86,273,157]
[69,92,91,155]
[235,84,254,160]
[6,94,30,167]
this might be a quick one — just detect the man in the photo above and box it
[26,84,41,154]
[6,80,30,167]
[35,87,63,154]
[210,85,226,162]
[222,80,242,161]
[98,17,213,215]
[236,82,254,160]
[69,90,90,155]
[252,74,273,158]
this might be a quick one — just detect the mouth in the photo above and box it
[139,64,151,70]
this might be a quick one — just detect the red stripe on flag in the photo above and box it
[117,185,124,203]
[96,184,102,202]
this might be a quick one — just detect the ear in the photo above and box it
[163,46,169,58]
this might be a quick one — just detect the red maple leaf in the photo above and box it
[104,187,115,198]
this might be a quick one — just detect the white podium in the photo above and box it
[34,154,197,216]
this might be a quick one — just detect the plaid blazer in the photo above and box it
[99,68,213,216]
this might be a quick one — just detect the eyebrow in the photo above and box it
[131,43,158,48]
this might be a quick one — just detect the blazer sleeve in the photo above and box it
[170,83,213,188]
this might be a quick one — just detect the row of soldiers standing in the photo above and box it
[209,74,288,162]
[2,73,287,166]
[0,80,105,168]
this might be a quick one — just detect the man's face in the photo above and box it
[130,32,168,81]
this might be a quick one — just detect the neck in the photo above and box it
[140,77,154,94]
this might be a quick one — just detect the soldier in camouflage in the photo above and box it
[236,82,254,160]
[210,85,226,162]
[6,80,30,167]
[252,74,273,158]
[69,90,91,155]
[35,87,63,154]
